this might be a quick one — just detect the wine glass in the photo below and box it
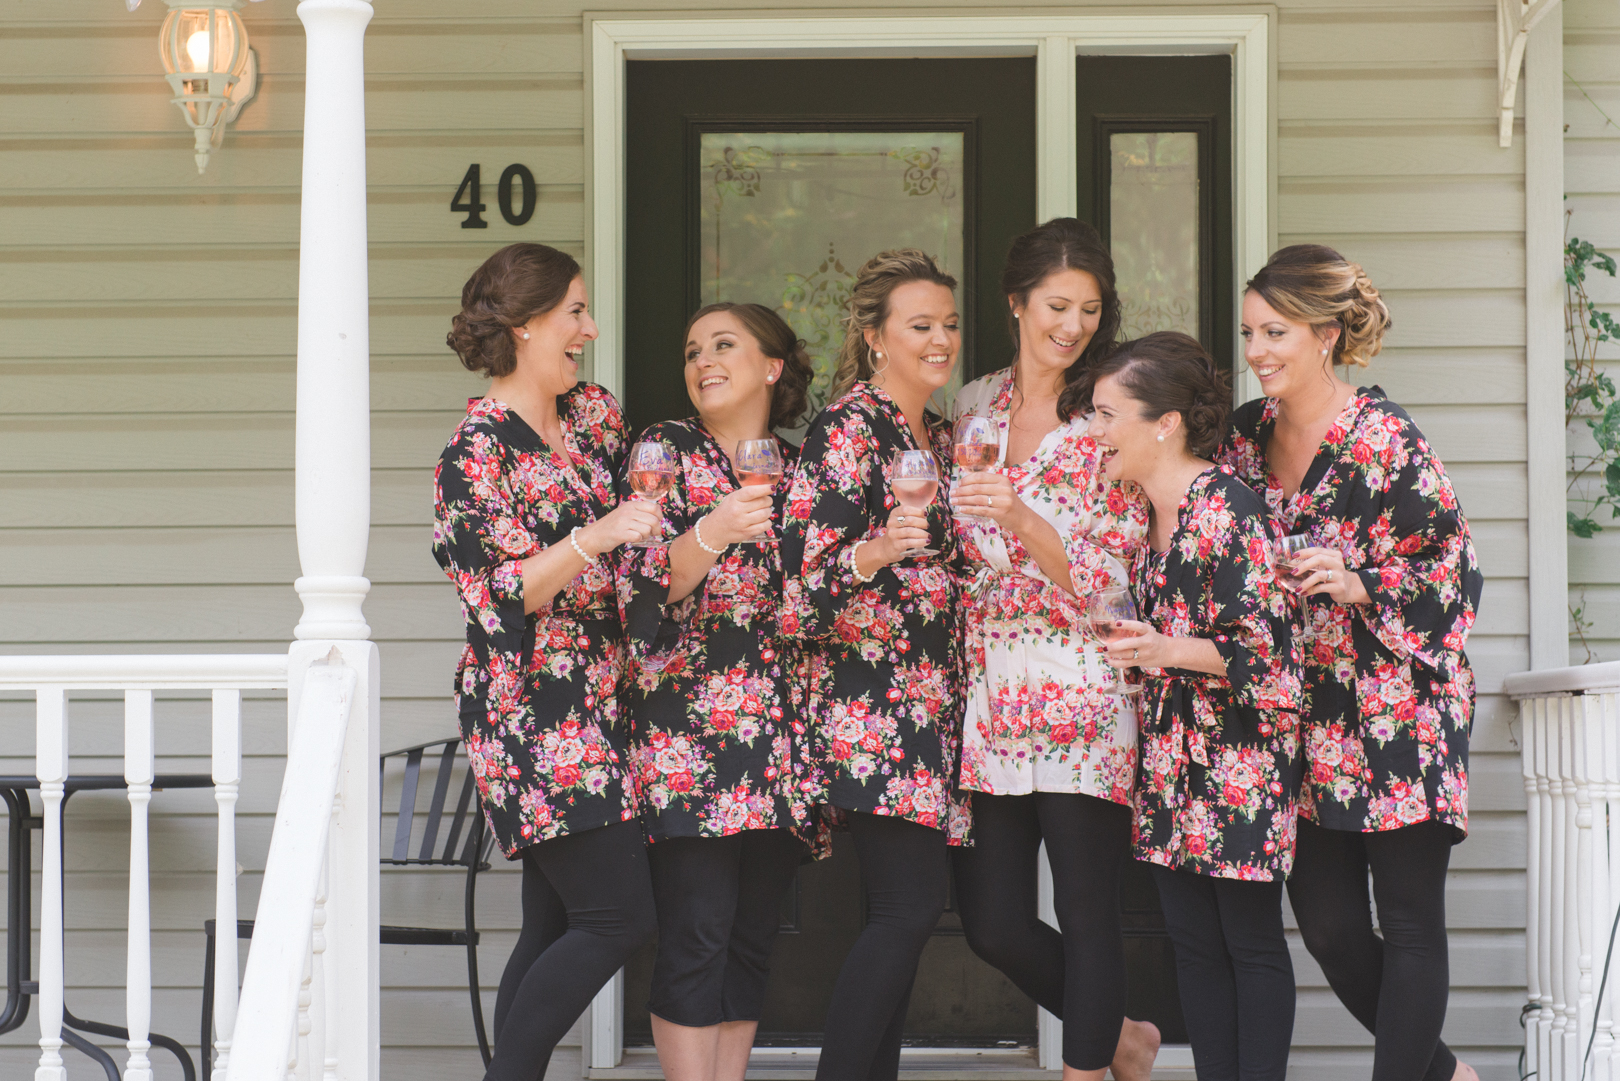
[891,450,941,558]
[734,438,784,545]
[625,441,677,548]
[1273,533,1317,644]
[1086,586,1142,697]
[952,415,999,522]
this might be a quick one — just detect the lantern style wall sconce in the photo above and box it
[128,0,264,173]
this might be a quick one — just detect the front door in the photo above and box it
[622,55,1038,1048]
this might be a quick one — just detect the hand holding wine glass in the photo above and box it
[950,416,999,522]
[1273,533,1318,643]
[625,441,677,548]
[733,439,784,544]
[890,450,942,558]
[1086,587,1142,696]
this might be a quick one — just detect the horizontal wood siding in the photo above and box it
[0,1,1543,1078]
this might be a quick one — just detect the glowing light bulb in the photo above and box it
[185,28,211,70]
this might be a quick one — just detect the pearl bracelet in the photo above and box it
[850,540,876,584]
[693,516,726,556]
[568,527,596,564]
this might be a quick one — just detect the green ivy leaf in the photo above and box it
[1571,511,1603,538]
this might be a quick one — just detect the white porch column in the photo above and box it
[292,3,381,1080]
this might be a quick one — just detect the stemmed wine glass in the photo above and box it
[1086,586,1142,697]
[891,450,942,558]
[952,415,999,522]
[734,438,784,545]
[625,441,677,547]
[1273,533,1318,644]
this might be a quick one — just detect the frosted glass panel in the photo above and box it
[700,131,964,410]
[1110,131,1199,340]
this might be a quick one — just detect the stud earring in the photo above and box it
[1014,313,1020,319]
[875,351,884,359]
[767,376,775,383]
[1156,434,1165,442]
[1320,348,1328,355]
[521,332,530,340]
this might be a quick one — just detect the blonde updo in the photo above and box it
[1245,244,1391,368]
[829,249,957,402]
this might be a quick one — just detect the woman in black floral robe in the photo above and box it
[433,244,660,1081]
[1089,333,1302,1081]
[1218,245,1484,1081]
[781,250,968,1080]
[618,303,822,1078]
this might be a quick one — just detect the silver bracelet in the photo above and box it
[693,515,726,556]
[850,540,877,584]
[568,527,596,564]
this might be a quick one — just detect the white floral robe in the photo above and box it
[952,369,1151,803]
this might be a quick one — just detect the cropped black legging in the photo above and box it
[950,791,1132,1071]
[1288,817,1458,1081]
[815,811,949,1081]
[1153,866,1294,1081]
[485,820,658,1081]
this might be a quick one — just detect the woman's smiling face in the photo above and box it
[866,279,961,400]
[1089,370,1164,486]
[1013,267,1103,376]
[683,310,781,425]
[516,275,597,397]
[1240,290,1337,400]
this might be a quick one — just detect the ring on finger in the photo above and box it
[1327,569,1334,583]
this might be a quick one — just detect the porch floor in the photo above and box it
[588,1046,1198,1080]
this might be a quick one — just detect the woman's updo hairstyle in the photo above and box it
[1092,332,1230,458]
[447,243,582,378]
[1001,217,1121,420]
[830,249,957,402]
[684,302,814,430]
[1245,244,1391,368]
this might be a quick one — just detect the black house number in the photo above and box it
[453,163,536,228]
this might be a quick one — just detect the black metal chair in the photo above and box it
[200,737,497,1078]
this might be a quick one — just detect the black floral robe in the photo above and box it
[781,382,970,842]
[1217,387,1482,839]
[432,385,638,857]
[1132,467,1303,881]
[617,419,823,851]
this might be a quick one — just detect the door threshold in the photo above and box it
[588,1045,1197,1080]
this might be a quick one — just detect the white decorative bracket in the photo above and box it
[1499,0,1563,146]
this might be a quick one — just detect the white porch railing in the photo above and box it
[0,653,286,1081]
[1506,660,1620,1081]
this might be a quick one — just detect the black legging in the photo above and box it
[815,811,948,1081]
[1152,865,1294,1081]
[1288,817,1457,1081]
[951,791,1132,1070]
[486,820,658,1081]
[647,829,807,1027]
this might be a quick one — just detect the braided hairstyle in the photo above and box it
[1091,332,1230,457]
[446,243,582,377]
[1245,244,1391,368]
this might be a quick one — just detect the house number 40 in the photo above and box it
[452,163,536,228]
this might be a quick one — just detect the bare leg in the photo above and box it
[715,1019,758,1081]
[1109,1018,1161,1081]
[651,1015,720,1081]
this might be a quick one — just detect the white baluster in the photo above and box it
[213,688,243,1075]
[1540,696,1558,1074]
[124,689,156,1081]
[321,815,340,1081]
[308,858,329,1081]
[34,687,67,1081]
[1552,700,1570,1081]
[1595,692,1617,1080]
[1574,693,1587,1056]
[1569,700,1587,1076]
[1526,696,1543,1081]
[295,929,314,1081]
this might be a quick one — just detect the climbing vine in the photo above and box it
[1565,215,1620,538]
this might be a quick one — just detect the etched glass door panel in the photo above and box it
[699,131,965,414]
[1110,131,1200,340]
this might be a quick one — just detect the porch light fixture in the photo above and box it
[132,0,264,173]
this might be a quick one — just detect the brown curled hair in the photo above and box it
[684,302,814,431]
[1245,244,1392,368]
[1000,217,1121,420]
[829,249,958,403]
[1091,332,1231,458]
[446,243,582,378]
